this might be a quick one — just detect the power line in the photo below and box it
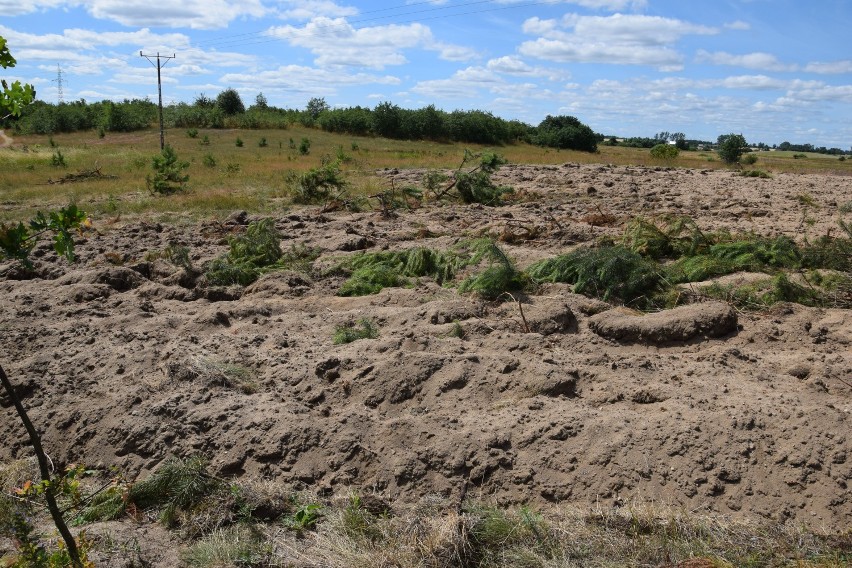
[52,65,64,104]
[140,51,175,150]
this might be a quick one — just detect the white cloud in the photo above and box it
[411,66,506,99]
[274,0,357,21]
[724,20,751,30]
[804,60,852,74]
[0,0,66,17]
[519,14,717,70]
[265,16,473,69]
[721,75,787,90]
[86,0,267,30]
[486,55,569,81]
[220,64,400,96]
[695,50,796,72]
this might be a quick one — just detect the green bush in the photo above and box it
[717,133,748,164]
[147,144,189,194]
[741,152,758,165]
[289,160,346,204]
[531,115,598,152]
[649,143,679,160]
[186,128,198,138]
[216,88,245,115]
[299,137,311,155]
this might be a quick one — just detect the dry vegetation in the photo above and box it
[2,126,850,225]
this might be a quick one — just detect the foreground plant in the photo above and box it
[0,204,88,267]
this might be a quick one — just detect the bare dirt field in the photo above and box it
[1,162,851,562]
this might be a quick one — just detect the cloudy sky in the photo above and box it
[2,0,850,147]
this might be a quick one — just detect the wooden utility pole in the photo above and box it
[140,51,175,150]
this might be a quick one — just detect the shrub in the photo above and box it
[333,319,379,344]
[216,88,245,115]
[289,160,346,204]
[457,240,526,300]
[649,143,679,160]
[528,245,664,306]
[258,137,268,147]
[0,203,87,267]
[532,115,598,152]
[299,137,311,155]
[235,137,243,147]
[147,144,189,194]
[741,152,758,165]
[200,134,210,146]
[202,153,216,168]
[51,149,66,167]
[186,128,198,138]
[717,133,748,164]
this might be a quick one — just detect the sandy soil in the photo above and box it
[1,163,850,541]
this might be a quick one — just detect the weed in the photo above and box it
[284,503,323,531]
[528,245,663,307]
[127,456,223,528]
[333,318,379,344]
[202,153,216,168]
[186,128,198,138]
[200,134,210,146]
[181,525,272,568]
[258,137,268,147]
[225,162,241,174]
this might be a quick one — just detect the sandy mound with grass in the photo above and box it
[1,163,851,540]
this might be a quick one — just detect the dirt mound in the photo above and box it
[1,164,851,532]
[588,301,738,344]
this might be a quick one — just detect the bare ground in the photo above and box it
[1,163,850,550]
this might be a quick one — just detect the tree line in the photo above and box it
[1,90,598,152]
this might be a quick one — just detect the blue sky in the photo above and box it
[2,0,851,147]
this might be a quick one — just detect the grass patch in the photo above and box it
[333,319,379,344]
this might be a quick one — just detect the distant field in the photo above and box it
[1,126,850,224]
